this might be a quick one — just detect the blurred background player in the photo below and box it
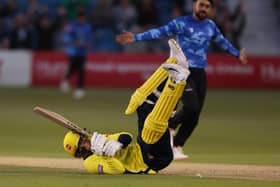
[60,7,92,100]
[116,0,248,160]
[62,39,190,174]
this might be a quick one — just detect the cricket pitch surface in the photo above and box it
[0,156,279,181]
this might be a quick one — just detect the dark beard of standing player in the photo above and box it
[194,10,208,20]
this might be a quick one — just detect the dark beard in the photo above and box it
[195,11,207,20]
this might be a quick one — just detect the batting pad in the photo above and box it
[125,58,178,115]
[141,78,186,144]
[84,154,125,174]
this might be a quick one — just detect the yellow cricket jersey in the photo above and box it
[115,143,148,173]
[83,132,148,174]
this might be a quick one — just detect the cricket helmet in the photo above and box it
[63,131,80,157]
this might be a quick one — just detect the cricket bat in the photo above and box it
[33,106,91,137]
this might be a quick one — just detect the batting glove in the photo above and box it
[103,140,123,157]
[162,63,190,83]
[90,132,106,156]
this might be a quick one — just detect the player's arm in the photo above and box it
[90,132,133,157]
[212,24,239,57]
[103,132,133,157]
[134,19,182,41]
[212,23,248,64]
[116,19,183,44]
[106,132,133,148]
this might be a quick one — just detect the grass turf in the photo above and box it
[0,87,279,165]
[0,165,279,187]
[0,87,280,186]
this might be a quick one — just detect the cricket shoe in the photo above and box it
[73,89,85,100]
[60,80,70,93]
[173,146,189,160]
[168,39,189,70]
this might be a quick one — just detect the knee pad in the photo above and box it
[141,78,186,144]
[125,58,178,115]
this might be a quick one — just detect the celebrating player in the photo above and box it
[116,0,248,159]
[63,39,190,174]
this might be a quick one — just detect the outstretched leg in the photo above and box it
[125,39,185,115]
[141,63,189,144]
[136,39,189,171]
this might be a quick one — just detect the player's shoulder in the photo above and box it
[205,18,217,28]
[173,15,191,22]
[184,15,194,20]
[171,15,191,27]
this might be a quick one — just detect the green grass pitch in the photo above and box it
[0,87,279,186]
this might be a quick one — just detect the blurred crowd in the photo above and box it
[272,0,280,24]
[0,0,247,52]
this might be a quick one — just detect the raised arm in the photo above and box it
[212,25,248,64]
[116,19,182,45]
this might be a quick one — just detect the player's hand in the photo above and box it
[90,132,106,155]
[103,140,123,157]
[115,31,135,44]
[239,48,248,64]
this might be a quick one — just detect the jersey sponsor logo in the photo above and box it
[66,144,72,150]
[168,84,175,90]
[189,28,194,33]
[98,164,104,174]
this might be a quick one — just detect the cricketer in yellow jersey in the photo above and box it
[63,39,190,174]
